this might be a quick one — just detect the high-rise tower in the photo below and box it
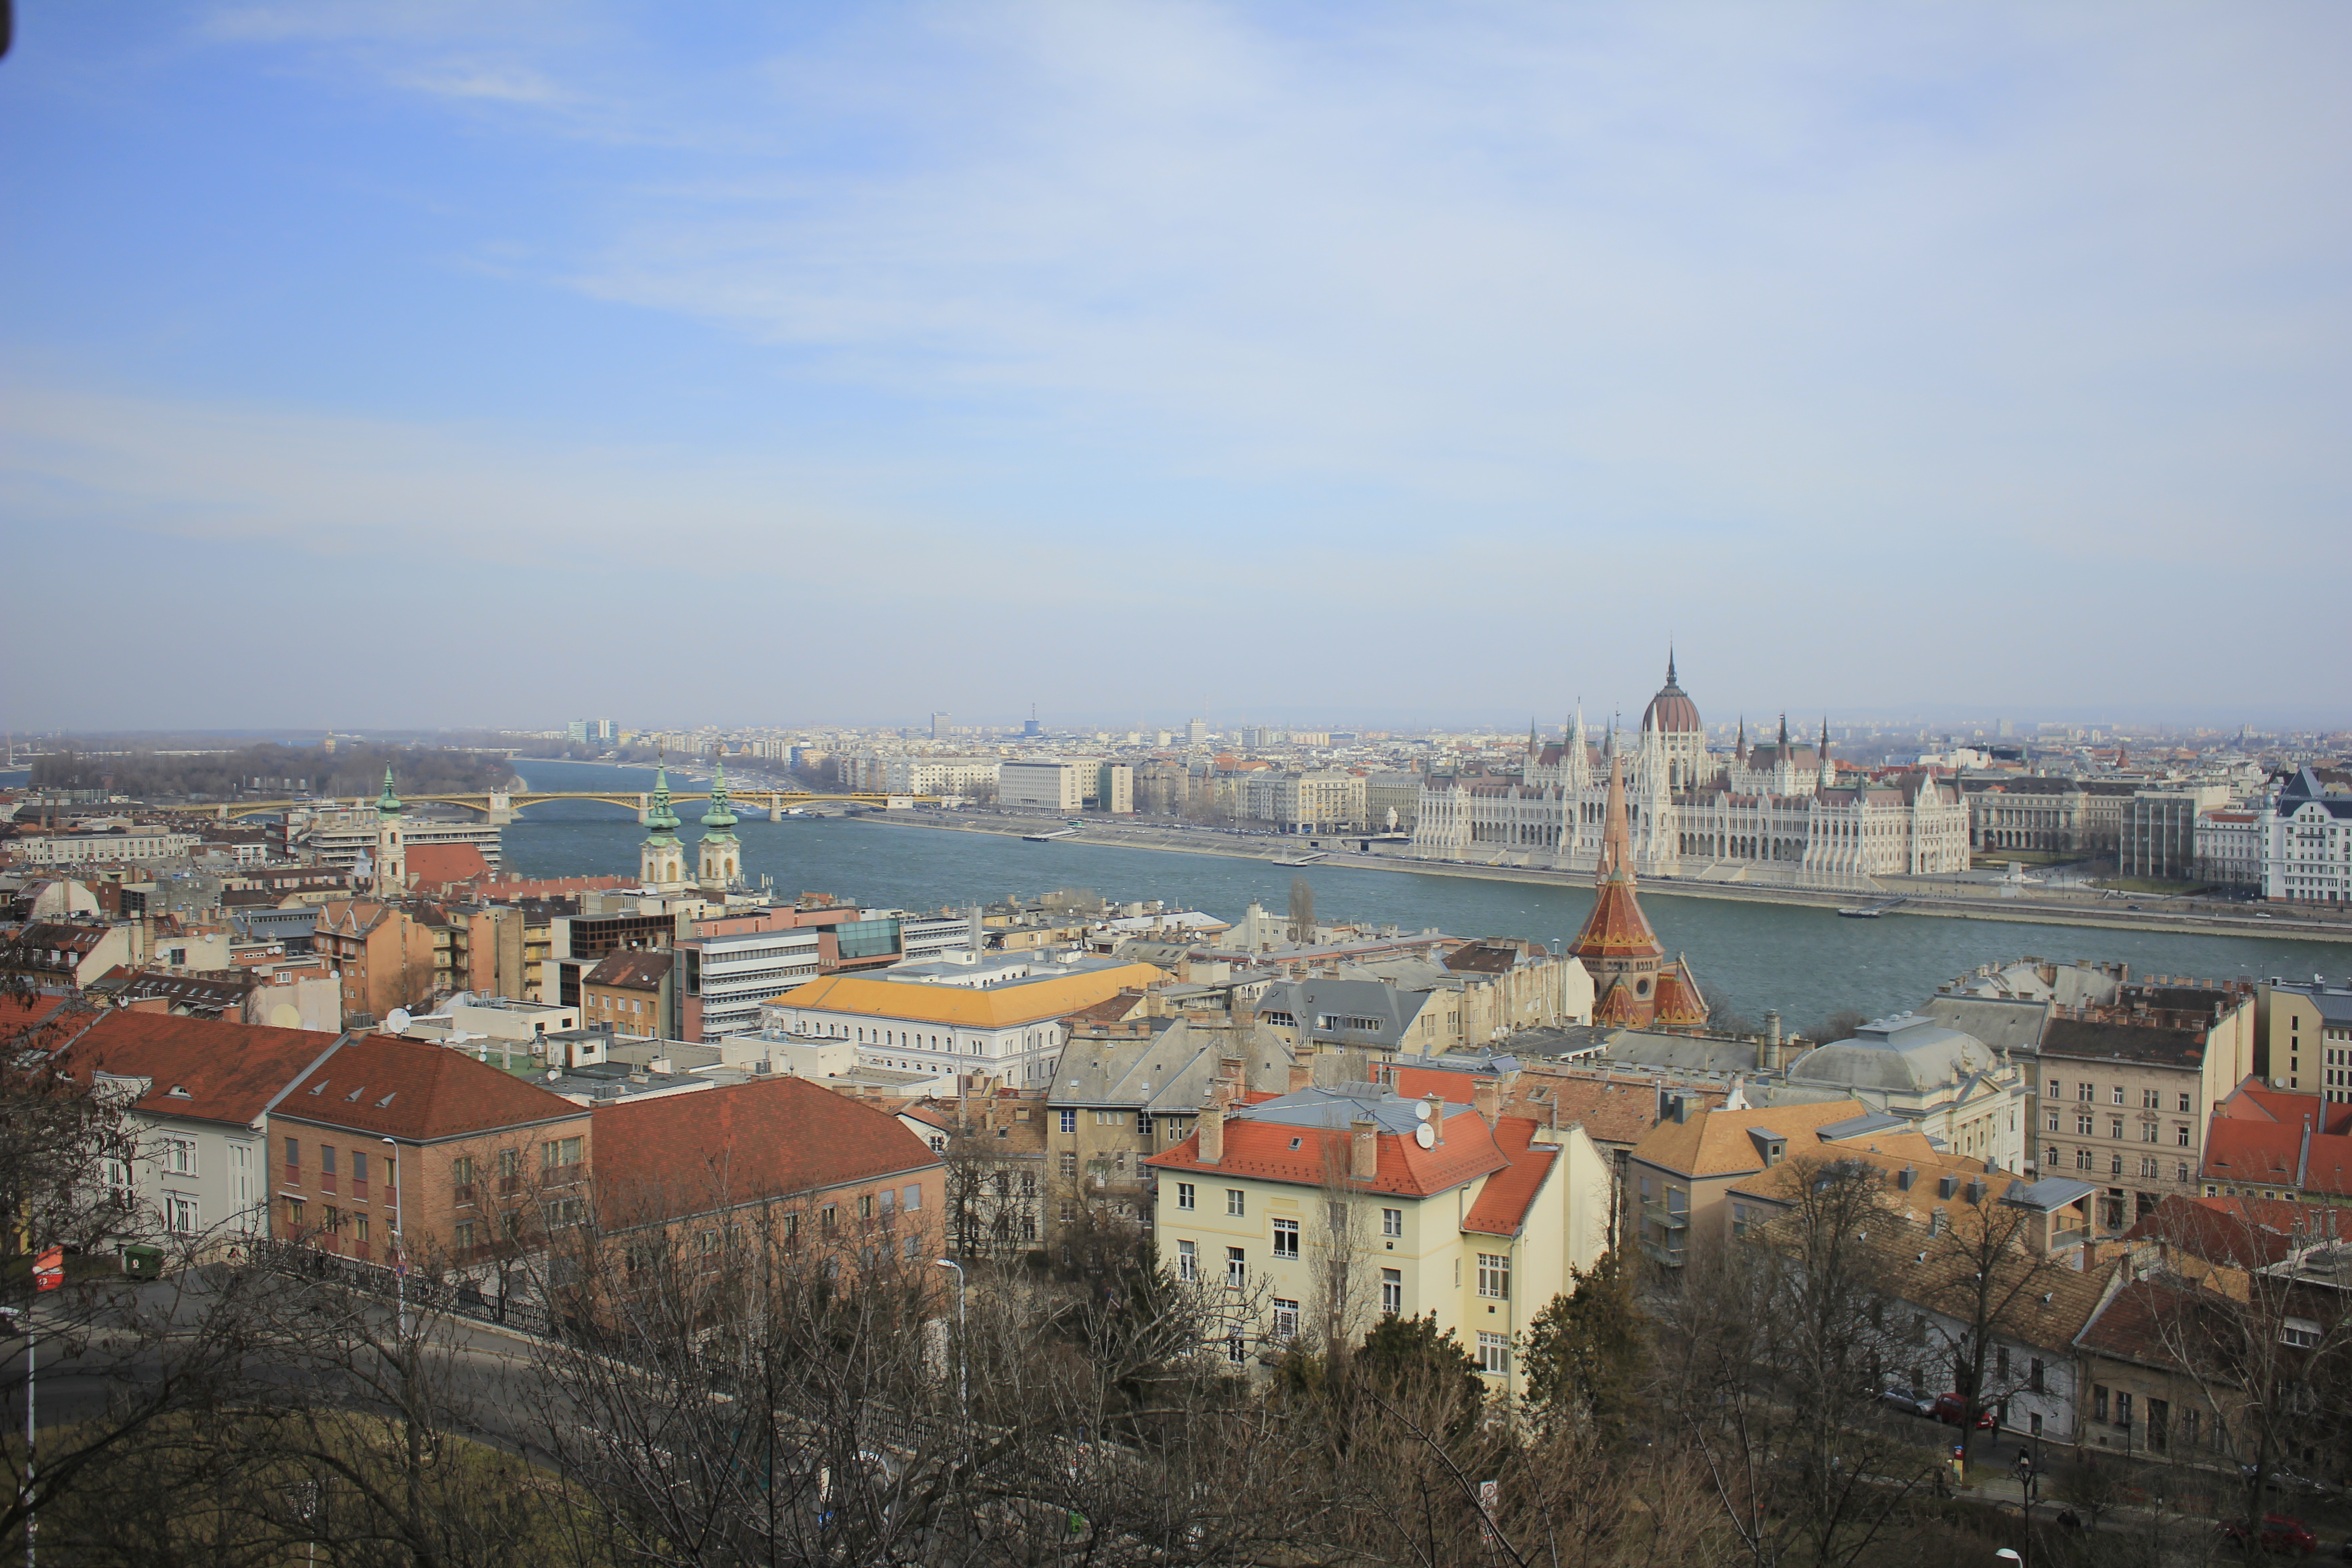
[697,759,740,892]
[640,763,687,891]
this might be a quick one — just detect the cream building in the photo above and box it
[1146,1080,1611,1397]
[1000,760,1086,811]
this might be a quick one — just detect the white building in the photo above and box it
[2263,768,2352,905]
[2195,808,2265,887]
[755,951,1166,1086]
[1000,760,1085,811]
[17,828,200,865]
[883,756,1002,797]
[1409,659,1969,886]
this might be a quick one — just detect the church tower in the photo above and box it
[640,763,687,891]
[1818,717,1835,791]
[372,767,407,897]
[697,759,741,892]
[1568,741,1667,1027]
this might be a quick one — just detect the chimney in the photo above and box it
[1474,1078,1500,1127]
[1938,1174,1958,1200]
[1764,1010,1784,1073]
[1288,1062,1313,1093]
[1897,1166,1917,1191]
[1672,1094,1690,1125]
[1198,1102,1225,1165]
[1965,1178,1987,1205]
[1425,1092,1446,1142]
[1351,1116,1377,1180]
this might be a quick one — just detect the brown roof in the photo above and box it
[405,842,490,891]
[1502,1069,1725,1149]
[274,1034,582,1142]
[2123,1194,2352,1269]
[1807,1213,2124,1355]
[1628,1098,1867,1180]
[585,949,673,991]
[56,1011,344,1128]
[1460,1117,1556,1236]
[2039,1017,2208,1068]
[2076,1277,2208,1374]
[1148,1106,1512,1200]
[592,1076,944,1229]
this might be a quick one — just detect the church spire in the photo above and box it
[641,755,687,891]
[1736,715,1747,765]
[702,757,738,833]
[1598,735,1631,882]
[376,766,402,818]
[1665,647,1678,687]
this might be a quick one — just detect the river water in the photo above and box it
[489,759,2352,1035]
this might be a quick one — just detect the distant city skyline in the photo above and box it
[5,4,2348,729]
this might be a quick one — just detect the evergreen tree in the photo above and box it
[1523,1250,1647,1441]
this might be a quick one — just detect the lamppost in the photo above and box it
[933,1259,967,1461]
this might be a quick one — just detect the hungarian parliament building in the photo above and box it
[1408,657,1971,887]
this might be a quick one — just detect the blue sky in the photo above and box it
[5,2,2347,733]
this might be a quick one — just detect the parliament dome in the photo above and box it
[1641,653,1703,735]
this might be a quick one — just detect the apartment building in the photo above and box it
[268,1034,591,1272]
[312,899,437,1026]
[2031,981,2257,1230]
[54,1011,345,1253]
[999,760,1085,811]
[2264,979,2352,1106]
[1146,1081,1610,1398]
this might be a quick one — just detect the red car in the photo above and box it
[2215,1514,2317,1557]
[1929,1393,1996,1431]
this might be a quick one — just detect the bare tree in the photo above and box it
[1909,1179,2070,1470]
[1287,876,1316,945]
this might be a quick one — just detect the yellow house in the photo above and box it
[1146,1079,1611,1399]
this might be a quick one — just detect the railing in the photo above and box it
[1640,1237,1688,1268]
[251,1240,554,1338]
[1642,1201,1690,1231]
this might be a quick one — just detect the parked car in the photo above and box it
[2242,1463,2337,1499]
[2215,1514,2317,1557]
[1930,1393,1997,1430]
[1878,1384,1936,1417]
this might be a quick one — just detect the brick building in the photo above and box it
[312,900,436,1026]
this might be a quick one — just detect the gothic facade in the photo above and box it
[1409,657,1971,887]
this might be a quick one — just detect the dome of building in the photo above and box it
[1783,1014,1997,1094]
[1641,652,1703,735]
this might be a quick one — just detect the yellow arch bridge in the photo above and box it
[210,791,937,824]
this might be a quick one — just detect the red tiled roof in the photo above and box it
[2218,1078,2352,1136]
[405,843,491,891]
[585,950,672,990]
[2123,1194,2352,1269]
[275,1034,582,1142]
[1502,1070,1725,1148]
[1387,1064,1499,1102]
[2077,1278,2202,1374]
[56,1011,344,1127]
[1462,1117,1555,1236]
[592,1076,943,1229]
[2202,1116,2352,1199]
[1650,960,1708,1029]
[0,994,82,1046]
[1146,1107,1509,1199]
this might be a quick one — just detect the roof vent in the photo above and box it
[1897,1166,1918,1191]
[344,1087,365,1101]
[167,1085,191,1099]
[2041,1291,2053,1304]
[308,1082,326,1095]
[375,1093,396,1107]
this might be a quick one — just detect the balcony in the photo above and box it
[1641,1237,1688,1268]
[1641,1201,1690,1231]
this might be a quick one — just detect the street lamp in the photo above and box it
[933,1259,967,1458]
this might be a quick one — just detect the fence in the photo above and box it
[251,1240,554,1338]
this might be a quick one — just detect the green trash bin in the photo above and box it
[120,1244,164,1280]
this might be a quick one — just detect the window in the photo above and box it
[2075,1150,2094,1170]
[453,1219,480,1254]
[1178,1240,1197,1282]
[1058,1109,1077,1134]
[2107,1117,2123,1140]
[2282,1317,2322,1349]
[2077,1082,2093,1102]
[2114,1391,2132,1430]
[1477,1332,1510,1374]
[2141,1123,2158,1143]
[1996,1346,2009,1383]
[1226,1189,1245,1217]
[320,1145,337,1176]
[2029,1358,2045,1393]
[1272,1298,1299,1340]
[1226,1247,1245,1288]
[351,1150,367,1185]
[1382,1207,1402,1238]
[1477,1253,1510,1300]
[2182,1408,2200,1450]
[2045,1111,2059,1132]
[2093,1384,2108,1422]
[1381,1268,1402,1314]
[2111,1086,2125,1106]
[2076,1114,2094,1135]
[497,1149,521,1180]
[1177,1182,1196,1211]
[284,1196,305,1230]
[1273,1219,1299,1259]
[2143,1089,2161,1109]
[543,1196,584,1228]
[1059,1152,1078,1177]
[820,1203,837,1230]
[878,1187,896,1217]
[2111,1153,2124,1175]
[544,1136,583,1170]
[2178,1093,2192,1113]
[2176,1125,2191,1147]
[1227,1334,1247,1365]
[284,1137,299,1172]
[857,1193,875,1220]
[2047,1078,2061,1098]
[903,1184,921,1211]
[166,1196,199,1233]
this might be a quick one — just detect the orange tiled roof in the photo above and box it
[1628,1098,1868,1179]
[1650,961,1707,1028]
[275,1034,583,1142]
[1462,1117,1556,1236]
[1147,1106,1509,1199]
[57,1011,344,1127]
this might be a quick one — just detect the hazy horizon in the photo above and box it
[6,4,2348,731]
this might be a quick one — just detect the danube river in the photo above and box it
[500,760,2352,1036]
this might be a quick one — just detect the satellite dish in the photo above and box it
[1414,1122,1436,1150]
[385,1008,412,1034]
[1413,1099,1433,1121]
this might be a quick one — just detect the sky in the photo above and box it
[4,2,2348,734]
